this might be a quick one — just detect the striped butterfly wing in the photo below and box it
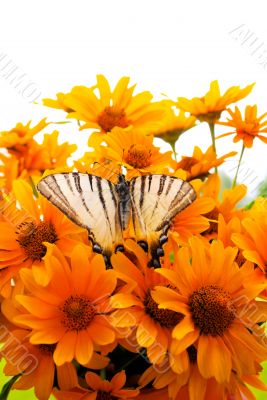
[37,173,124,262]
[129,175,196,267]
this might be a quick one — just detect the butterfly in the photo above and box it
[37,173,196,267]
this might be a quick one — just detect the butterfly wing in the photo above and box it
[37,173,124,262]
[129,175,196,267]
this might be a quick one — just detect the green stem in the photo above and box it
[0,375,20,400]
[232,143,245,188]
[170,142,177,161]
[100,368,106,380]
[208,122,218,174]
[118,349,146,371]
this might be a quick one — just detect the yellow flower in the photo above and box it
[0,119,48,151]
[217,105,267,148]
[153,104,196,145]
[88,127,175,179]
[152,237,267,383]
[177,81,254,123]
[175,145,236,180]
[44,75,164,143]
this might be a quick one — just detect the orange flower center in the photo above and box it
[97,106,130,132]
[96,391,115,400]
[144,291,183,328]
[17,221,58,261]
[125,144,152,169]
[61,295,96,331]
[189,285,236,336]
[177,156,199,171]
[38,344,57,355]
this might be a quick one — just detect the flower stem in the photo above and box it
[170,141,177,161]
[208,123,218,174]
[232,143,245,188]
[0,375,20,400]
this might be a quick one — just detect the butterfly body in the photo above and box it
[37,173,196,268]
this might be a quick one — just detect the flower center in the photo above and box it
[60,295,96,331]
[144,291,183,328]
[38,344,57,355]
[96,392,116,400]
[16,221,58,261]
[177,156,199,171]
[188,285,236,336]
[97,106,130,132]
[125,144,152,168]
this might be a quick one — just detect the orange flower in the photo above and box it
[110,240,183,364]
[169,195,215,246]
[53,371,139,400]
[0,119,48,151]
[140,355,267,400]
[0,329,77,400]
[177,81,254,123]
[201,174,247,238]
[232,215,267,274]
[0,180,86,287]
[44,75,164,142]
[0,131,76,191]
[152,105,196,145]
[217,105,267,147]
[88,127,175,179]
[14,245,117,366]
[175,145,236,180]
[152,237,267,383]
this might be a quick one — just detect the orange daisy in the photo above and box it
[110,240,183,365]
[0,328,77,400]
[44,75,164,142]
[140,355,267,400]
[168,195,215,247]
[0,179,86,287]
[201,174,247,238]
[88,127,176,179]
[232,215,267,274]
[177,81,254,123]
[53,370,139,400]
[217,105,267,148]
[152,104,196,147]
[175,146,236,181]
[14,245,117,366]
[151,237,267,383]
[0,118,48,151]
[0,131,76,192]
[1,286,111,400]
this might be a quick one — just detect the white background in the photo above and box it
[0,0,267,194]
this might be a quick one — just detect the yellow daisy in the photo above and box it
[177,81,254,123]
[44,75,165,144]
[88,127,175,179]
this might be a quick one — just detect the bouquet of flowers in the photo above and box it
[0,76,266,400]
